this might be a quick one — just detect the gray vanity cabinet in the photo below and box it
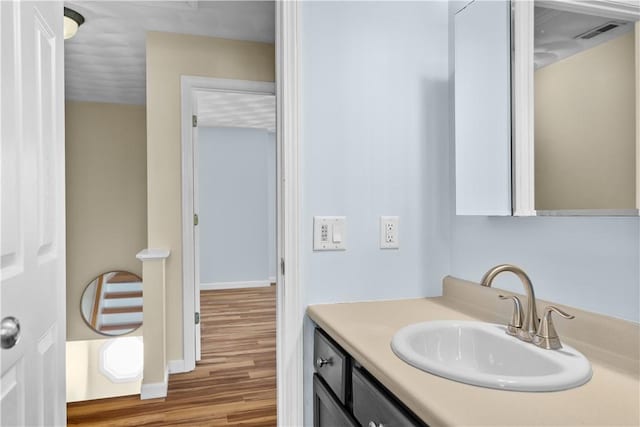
[313,374,358,427]
[352,367,421,427]
[313,327,427,427]
[314,328,350,404]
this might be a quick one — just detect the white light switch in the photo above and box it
[313,216,346,250]
[380,216,399,249]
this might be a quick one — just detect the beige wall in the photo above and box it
[66,101,147,341]
[535,30,636,210]
[146,32,275,361]
[66,339,142,402]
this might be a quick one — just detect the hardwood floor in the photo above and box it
[67,285,277,426]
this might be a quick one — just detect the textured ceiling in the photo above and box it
[64,1,275,105]
[197,91,275,131]
[534,6,634,69]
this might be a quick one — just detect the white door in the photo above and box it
[1,1,66,426]
[192,98,201,362]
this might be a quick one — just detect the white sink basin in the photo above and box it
[391,320,592,392]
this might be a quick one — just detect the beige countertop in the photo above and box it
[307,277,640,427]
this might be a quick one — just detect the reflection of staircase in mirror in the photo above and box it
[92,272,143,335]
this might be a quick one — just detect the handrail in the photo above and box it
[90,274,104,328]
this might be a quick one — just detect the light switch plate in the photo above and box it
[313,216,346,251]
[380,216,399,249]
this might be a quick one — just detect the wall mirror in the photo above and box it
[80,271,143,336]
[514,1,640,216]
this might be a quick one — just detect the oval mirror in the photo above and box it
[80,271,143,336]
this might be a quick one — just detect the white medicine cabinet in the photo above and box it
[454,0,640,217]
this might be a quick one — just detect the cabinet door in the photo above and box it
[454,0,512,215]
[314,328,350,404]
[313,374,358,427]
[352,367,425,427]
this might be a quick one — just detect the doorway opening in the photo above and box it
[180,78,276,368]
[183,79,279,421]
[3,0,302,425]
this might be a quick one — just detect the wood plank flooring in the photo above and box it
[67,285,277,426]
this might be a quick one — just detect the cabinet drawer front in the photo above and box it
[352,367,423,427]
[314,328,349,403]
[313,374,358,427]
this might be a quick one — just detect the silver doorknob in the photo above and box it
[1,317,20,349]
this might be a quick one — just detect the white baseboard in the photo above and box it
[200,280,273,291]
[268,276,276,283]
[140,367,168,400]
[168,359,189,374]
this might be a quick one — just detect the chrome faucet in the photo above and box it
[480,264,539,342]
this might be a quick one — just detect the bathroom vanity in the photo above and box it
[308,277,640,426]
[313,327,426,427]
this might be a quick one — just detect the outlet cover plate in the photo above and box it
[380,216,399,249]
[313,216,346,251]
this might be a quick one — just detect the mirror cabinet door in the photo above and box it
[454,0,512,216]
[530,3,639,215]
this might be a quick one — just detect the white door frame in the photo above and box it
[275,2,303,426]
[179,4,302,426]
[180,76,276,371]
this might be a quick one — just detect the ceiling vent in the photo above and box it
[575,22,625,40]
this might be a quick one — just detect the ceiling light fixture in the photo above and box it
[63,7,84,40]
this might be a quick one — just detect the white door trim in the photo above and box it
[180,77,275,372]
[275,2,303,426]
[512,0,536,216]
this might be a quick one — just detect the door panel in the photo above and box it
[37,326,58,424]
[0,360,25,427]
[454,0,512,215]
[34,12,57,259]
[1,1,65,426]
[1,0,24,280]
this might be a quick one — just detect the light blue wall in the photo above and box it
[301,1,452,424]
[302,0,451,306]
[451,216,640,322]
[198,127,276,284]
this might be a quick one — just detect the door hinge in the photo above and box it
[195,312,200,325]
[194,213,199,226]
[280,258,285,275]
[192,115,198,127]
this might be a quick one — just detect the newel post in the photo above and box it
[136,248,170,399]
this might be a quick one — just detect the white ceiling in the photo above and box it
[534,6,635,69]
[196,91,275,131]
[64,1,275,105]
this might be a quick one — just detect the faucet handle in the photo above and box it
[498,295,523,336]
[533,306,574,350]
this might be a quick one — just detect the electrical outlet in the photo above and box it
[380,216,399,249]
[313,216,347,250]
[320,224,329,243]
